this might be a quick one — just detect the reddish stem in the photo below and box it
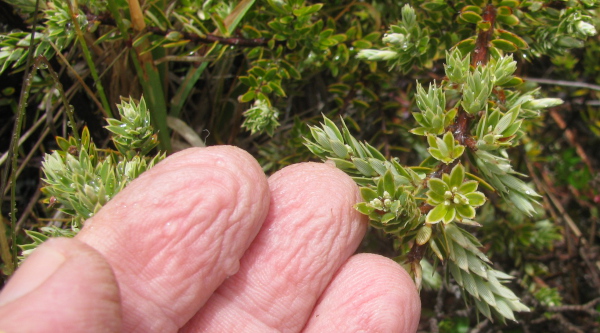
[406,242,427,264]
[410,7,497,264]
[472,4,496,67]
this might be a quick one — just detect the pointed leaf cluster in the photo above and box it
[306,116,419,184]
[503,88,563,118]
[426,164,486,224]
[241,99,281,137]
[427,132,465,164]
[440,225,529,323]
[357,4,434,73]
[489,54,518,86]
[411,83,456,136]
[475,105,523,150]
[356,171,421,235]
[106,96,158,157]
[475,150,541,215]
[444,49,471,84]
[0,1,85,75]
[306,116,424,239]
[462,66,493,114]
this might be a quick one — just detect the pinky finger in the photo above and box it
[302,253,421,333]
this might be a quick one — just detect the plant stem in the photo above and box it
[105,0,171,152]
[472,4,496,66]
[67,1,113,118]
[37,57,81,143]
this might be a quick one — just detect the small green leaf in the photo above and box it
[363,32,382,42]
[443,132,455,151]
[355,202,375,215]
[269,81,286,97]
[456,204,476,219]
[495,299,517,321]
[330,140,349,159]
[360,187,379,202]
[477,21,492,31]
[430,148,446,162]
[460,11,483,24]
[466,192,486,206]
[459,180,478,194]
[428,178,449,195]
[455,38,476,55]
[416,225,432,245]
[453,145,465,159]
[430,239,444,260]
[381,212,396,223]
[497,29,529,49]
[499,0,519,8]
[132,32,153,47]
[491,39,518,52]
[322,116,344,142]
[383,170,396,197]
[426,204,448,224]
[450,164,465,189]
[410,127,428,136]
[352,157,376,176]
[496,14,519,26]
[499,76,523,87]
[421,1,447,11]
[427,192,444,205]
[352,39,372,49]
[351,99,369,109]
[239,75,258,88]
[443,207,456,224]
[293,3,323,17]
[461,271,480,299]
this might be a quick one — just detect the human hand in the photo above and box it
[0,146,420,332]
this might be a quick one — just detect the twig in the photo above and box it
[48,39,105,114]
[469,318,490,333]
[548,297,600,317]
[523,77,600,92]
[85,10,272,47]
[530,313,585,333]
[549,108,595,173]
[15,181,42,232]
[526,159,600,289]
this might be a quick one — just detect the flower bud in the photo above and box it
[576,21,597,36]
[524,98,563,110]
[357,49,399,61]
[382,33,406,46]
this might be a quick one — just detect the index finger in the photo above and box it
[76,146,270,333]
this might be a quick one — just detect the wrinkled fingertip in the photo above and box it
[303,253,421,333]
[0,238,122,332]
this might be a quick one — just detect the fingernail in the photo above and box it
[0,241,66,306]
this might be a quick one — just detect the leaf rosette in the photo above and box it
[425,164,486,224]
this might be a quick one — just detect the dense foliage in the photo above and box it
[1,0,599,331]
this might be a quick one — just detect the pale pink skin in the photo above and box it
[0,146,420,333]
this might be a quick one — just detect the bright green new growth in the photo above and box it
[106,97,159,158]
[425,164,486,225]
[306,30,570,322]
[242,99,281,136]
[24,97,164,261]
[357,4,434,73]
[427,132,465,164]
[2,0,595,328]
